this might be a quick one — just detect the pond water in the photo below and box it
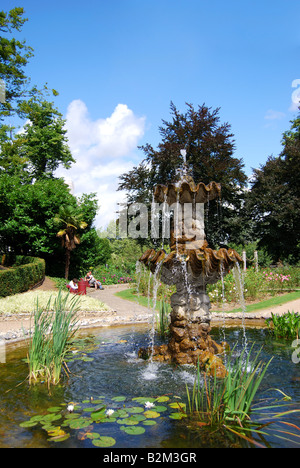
[0,324,300,448]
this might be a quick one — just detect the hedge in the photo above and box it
[0,256,46,298]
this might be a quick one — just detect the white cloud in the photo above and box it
[264,109,286,120]
[56,100,146,228]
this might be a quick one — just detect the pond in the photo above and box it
[0,324,300,448]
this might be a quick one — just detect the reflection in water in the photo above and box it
[0,325,300,448]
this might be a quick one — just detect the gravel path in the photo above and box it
[0,277,299,343]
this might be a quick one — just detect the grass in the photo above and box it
[186,345,272,426]
[115,288,162,311]
[115,288,300,315]
[27,290,80,386]
[214,290,300,314]
[0,290,111,314]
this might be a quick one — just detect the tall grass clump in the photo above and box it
[28,290,80,386]
[186,345,273,426]
[156,298,171,338]
[266,311,300,339]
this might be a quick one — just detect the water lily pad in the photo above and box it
[42,413,62,423]
[92,436,116,447]
[19,420,39,428]
[127,406,144,414]
[91,409,106,421]
[153,405,167,412]
[144,410,160,419]
[121,426,145,435]
[81,357,94,362]
[117,417,139,426]
[64,412,81,420]
[47,407,61,413]
[156,396,170,402]
[130,414,146,422]
[86,432,100,439]
[69,418,92,429]
[169,413,187,420]
[29,415,45,422]
[111,396,126,402]
[41,424,57,432]
[47,427,67,438]
[113,409,129,418]
[48,434,70,443]
[143,420,157,426]
[132,397,155,404]
[169,402,186,411]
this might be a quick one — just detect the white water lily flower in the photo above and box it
[105,409,115,417]
[67,404,74,413]
[144,401,155,409]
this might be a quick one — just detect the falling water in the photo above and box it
[232,262,248,349]
[143,261,163,380]
[219,262,226,343]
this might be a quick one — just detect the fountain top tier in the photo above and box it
[139,156,242,282]
[154,175,221,205]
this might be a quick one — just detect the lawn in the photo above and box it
[0,290,111,315]
[115,288,300,314]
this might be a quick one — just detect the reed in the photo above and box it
[155,298,170,338]
[27,290,80,386]
[266,311,300,339]
[186,344,273,426]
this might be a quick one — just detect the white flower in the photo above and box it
[105,409,115,417]
[67,404,74,413]
[144,401,155,409]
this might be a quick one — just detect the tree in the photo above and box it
[12,96,75,180]
[0,7,33,123]
[247,112,300,263]
[54,205,88,279]
[0,175,76,256]
[118,102,248,247]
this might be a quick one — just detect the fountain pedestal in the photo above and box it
[139,168,241,377]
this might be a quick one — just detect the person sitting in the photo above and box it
[85,271,104,290]
[67,278,79,293]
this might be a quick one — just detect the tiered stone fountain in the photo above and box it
[139,157,242,377]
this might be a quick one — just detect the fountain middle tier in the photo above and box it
[139,245,241,377]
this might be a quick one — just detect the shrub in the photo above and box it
[0,256,45,297]
[266,311,300,339]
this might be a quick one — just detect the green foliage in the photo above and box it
[247,112,300,264]
[266,311,300,339]
[15,97,75,180]
[28,290,80,386]
[207,265,300,306]
[0,255,45,297]
[0,7,34,121]
[0,175,76,256]
[92,264,134,285]
[186,345,272,426]
[156,298,171,338]
[118,102,248,247]
[71,231,111,278]
[19,392,188,446]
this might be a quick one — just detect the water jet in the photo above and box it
[139,154,242,377]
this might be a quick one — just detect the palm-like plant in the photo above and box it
[54,205,88,279]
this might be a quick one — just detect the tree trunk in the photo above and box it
[65,249,70,280]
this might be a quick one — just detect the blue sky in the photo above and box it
[2,0,300,228]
